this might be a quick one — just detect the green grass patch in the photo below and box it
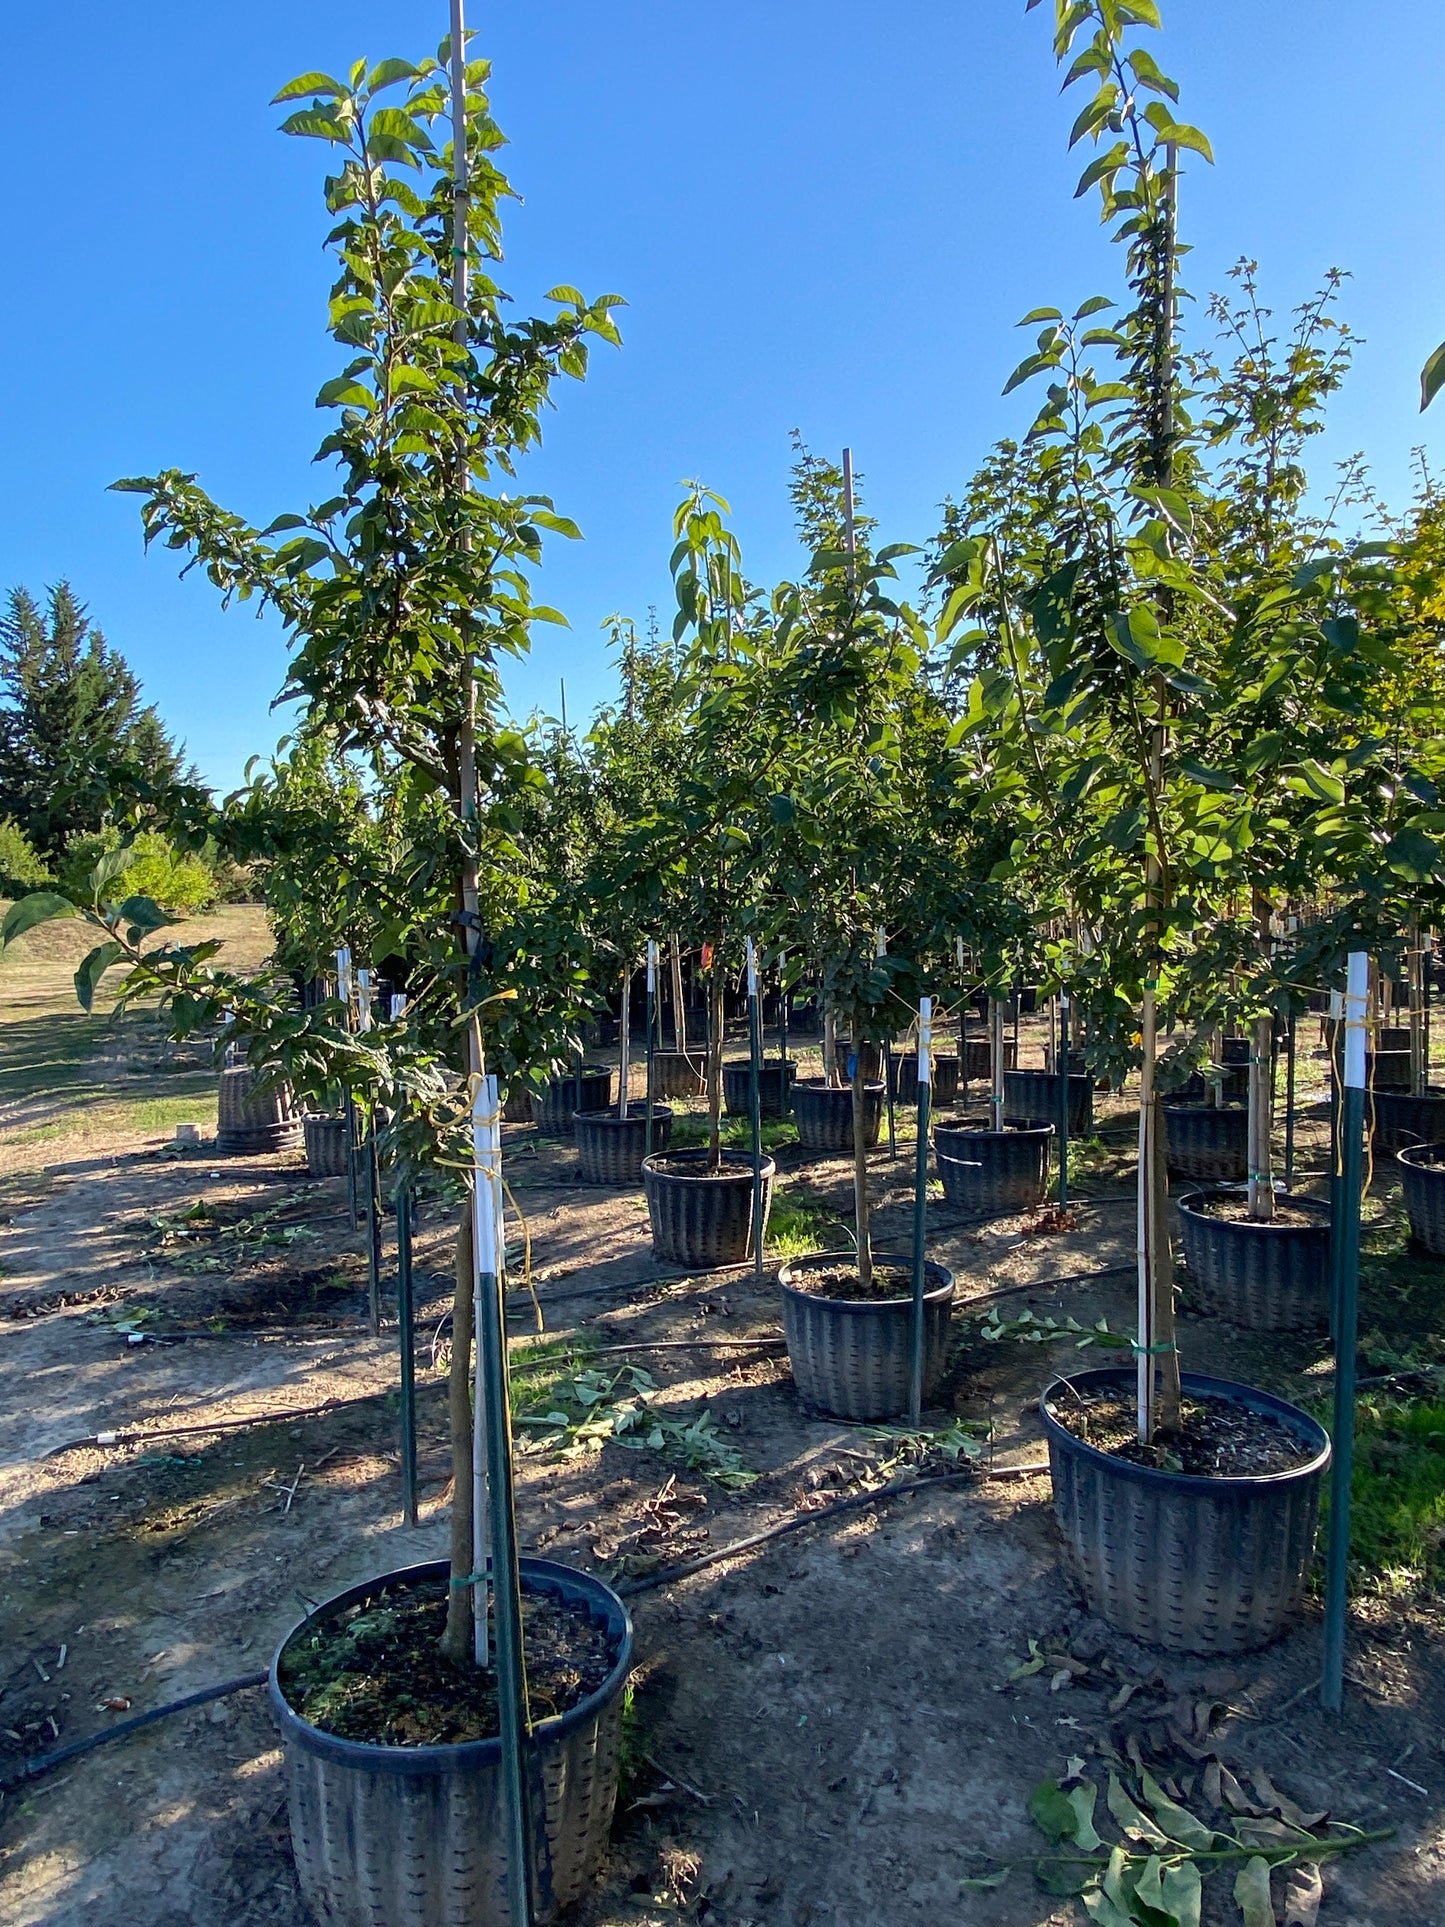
[766,1190,845,1259]
[667,1114,799,1153]
[1335,1397,1445,1595]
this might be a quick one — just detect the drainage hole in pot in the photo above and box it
[1051,1391,1314,1477]
[277,1577,619,1746]
[790,1263,915,1302]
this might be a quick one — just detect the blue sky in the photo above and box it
[2,1,1442,791]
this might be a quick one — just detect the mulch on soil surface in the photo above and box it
[783,1262,916,1302]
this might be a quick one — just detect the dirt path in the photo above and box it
[0,964,1441,1925]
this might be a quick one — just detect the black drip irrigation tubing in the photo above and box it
[4,1454,1054,1793]
[1,1672,269,1796]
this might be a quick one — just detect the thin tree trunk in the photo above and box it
[823,1006,838,1086]
[1410,913,1426,1097]
[1248,891,1275,1222]
[852,1036,873,1292]
[440,1211,475,1660]
[1138,688,1180,1442]
[707,957,725,1171]
[989,995,1006,1129]
[617,963,631,1118]
[670,937,687,1055]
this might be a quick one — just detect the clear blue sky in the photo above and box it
[3,1,1442,792]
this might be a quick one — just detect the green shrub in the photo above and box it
[59,828,217,917]
[0,817,51,894]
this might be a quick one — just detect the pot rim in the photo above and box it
[1040,1365,1330,1489]
[573,1103,675,1128]
[641,1148,777,1182]
[791,1078,886,1095]
[1397,1140,1445,1170]
[778,1247,955,1311]
[934,1121,1055,1144]
[1176,1187,1331,1231]
[268,1556,633,1776]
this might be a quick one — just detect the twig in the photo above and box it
[642,1752,712,1805]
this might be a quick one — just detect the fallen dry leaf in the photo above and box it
[1283,1860,1323,1927]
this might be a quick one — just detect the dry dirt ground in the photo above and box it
[0,926,1442,1925]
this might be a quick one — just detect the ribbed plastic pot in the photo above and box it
[641,1148,775,1267]
[1041,1367,1330,1654]
[303,1114,350,1179]
[1373,1088,1445,1157]
[934,1121,1053,1215]
[889,1053,961,1110]
[502,1084,533,1125]
[1399,1143,1445,1255]
[217,1067,304,1155]
[722,1057,797,1119]
[573,1104,674,1187]
[650,1051,706,1100]
[1379,1024,1411,1052]
[960,1037,1016,1082]
[792,1080,884,1154]
[1219,1037,1251,1066]
[270,1558,632,1927]
[1176,1190,1331,1331]
[531,1070,612,1137]
[779,1251,955,1422]
[1163,1103,1248,1183]
[1372,1049,1411,1092]
[1002,1069,1092,1136]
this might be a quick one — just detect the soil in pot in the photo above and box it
[1051,1389,1314,1477]
[785,1261,914,1303]
[277,1573,620,1747]
[1185,1194,1323,1229]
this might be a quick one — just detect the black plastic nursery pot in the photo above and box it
[218,1066,304,1155]
[641,1148,776,1267]
[1219,1037,1251,1066]
[722,1056,797,1120]
[1399,1143,1445,1256]
[573,1104,674,1187]
[1372,1088,1445,1158]
[1378,1024,1412,1053]
[303,1114,350,1179]
[531,1069,612,1137]
[1041,1367,1330,1655]
[779,1251,955,1422]
[270,1557,633,1927]
[1002,1068,1092,1137]
[960,1036,1016,1082]
[933,1120,1053,1215]
[1162,1102,1248,1183]
[791,1079,885,1154]
[650,1050,706,1100]
[1175,1189,1331,1332]
[889,1052,961,1110]
[1372,1049,1412,1092]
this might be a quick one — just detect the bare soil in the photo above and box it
[0,975,1441,1925]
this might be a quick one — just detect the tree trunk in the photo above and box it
[670,936,687,1055]
[1410,913,1426,1097]
[852,1036,873,1292]
[989,995,1006,1129]
[1137,990,1181,1441]
[617,963,631,1118]
[707,956,725,1171]
[823,1006,838,1086]
[1248,892,1275,1223]
[440,1210,475,1661]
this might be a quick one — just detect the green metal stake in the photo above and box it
[1057,990,1071,1211]
[908,998,933,1426]
[1322,952,1368,1714]
[746,938,766,1288]
[1284,1011,1297,1190]
[396,1182,418,1527]
[778,948,791,1117]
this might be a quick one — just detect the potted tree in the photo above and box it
[97,40,635,1918]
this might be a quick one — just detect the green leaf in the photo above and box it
[1074,294,1114,318]
[1288,760,1345,806]
[366,58,420,92]
[116,895,173,939]
[1177,759,1237,793]
[1107,1771,1169,1848]
[958,1869,1010,1891]
[1384,826,1439,880]
[88,848,135,898]
[1158,1860,1202,1927]
[74,941,125,1013]
[1139,1770,1216,1852]
[0,891,76,950]
[1029,1778,1081,1842]
[1018,306,1063,325]
[272,71,346,103]
[1067,1780,1104,1851]
[1422,339,1445,412]
[1127,47,1180,100]
[1233,1856,1275,1927]
[278,107,347,141]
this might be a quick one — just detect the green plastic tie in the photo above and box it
[448,1570,485,1589]
[1130,1339,1177,1356]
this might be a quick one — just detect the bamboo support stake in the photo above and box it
[1248,894,1275,1223]
[645,941,657,1156]
[617,960,632,1118]
[746,939,765,1288]
[908,998,932,1426]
